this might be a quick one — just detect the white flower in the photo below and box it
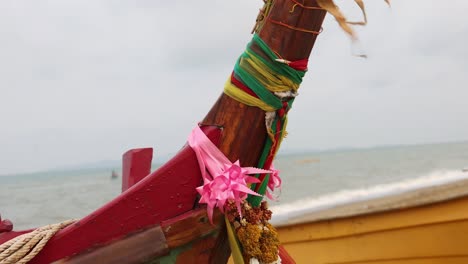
[249,256,282,264]
[249,258,260,264]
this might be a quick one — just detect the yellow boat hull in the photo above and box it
[277,195,468,264]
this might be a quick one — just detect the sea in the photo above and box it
[1,141,468,230]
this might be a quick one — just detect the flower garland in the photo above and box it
[226,201,280,264]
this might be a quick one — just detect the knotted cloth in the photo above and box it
[223,34,307,206]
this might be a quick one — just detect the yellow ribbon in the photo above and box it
[226,216,245,264]
[224,79,276,112]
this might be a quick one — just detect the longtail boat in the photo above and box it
[2,0,467,264]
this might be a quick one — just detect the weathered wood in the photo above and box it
[202,0,326,165]
[175,236,218,264]
[27,126,222,264]
[208,221,231,263]
[54,225,169,264]
[1,1,327,262]
[57,208,223,264]
[259,0,326,61]
[161,208,223,249]
[203,1,326,262]
[122,148,153,192]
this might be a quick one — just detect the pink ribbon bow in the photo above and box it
[188,126,272,223]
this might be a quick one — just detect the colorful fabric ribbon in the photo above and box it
[265,164,282,200]
[221,34,303,206]
[188,126,273,223]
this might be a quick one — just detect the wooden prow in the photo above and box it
[0,0,326,263]
[203,0,326,262]
[55,209,224,264]
[28,126,223,263]
[203,0,326,164]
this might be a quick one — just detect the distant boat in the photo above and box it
[111,170,119,179]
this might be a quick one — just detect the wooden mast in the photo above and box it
[203,0,326,164]
[203,0,326,262]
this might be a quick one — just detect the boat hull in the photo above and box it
[276,195,468,264]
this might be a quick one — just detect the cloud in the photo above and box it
[0,0,467,174]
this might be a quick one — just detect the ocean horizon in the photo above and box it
[1,139,466,177]
[1,140,468,230]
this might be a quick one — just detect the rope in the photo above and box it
[251,0,274,34]
[0,220,75,264]
[289,0,325,12]
[269,18,322,35]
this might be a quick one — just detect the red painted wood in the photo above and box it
[279,245,296,264]
[1,2,326,262]
[58,208,222,262]
[0,219,13,233]
[0,230,34,245]
[56,225,169,264]
[0,214,13,234]
[13,125,223,264]
[122,148,153,192]
[0,214,33,244]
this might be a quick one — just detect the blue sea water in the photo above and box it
[1,141,468,230]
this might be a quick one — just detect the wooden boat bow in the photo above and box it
[0,1,326,263]
[203,0,326,262]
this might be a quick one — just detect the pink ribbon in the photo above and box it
[188,126,272,223]
[265,164,282,200]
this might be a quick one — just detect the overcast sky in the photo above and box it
[0,0,467,175]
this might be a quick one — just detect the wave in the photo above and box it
[271,169,468,225]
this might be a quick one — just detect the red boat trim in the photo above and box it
[25,126,222,264]
[231,72,259,98]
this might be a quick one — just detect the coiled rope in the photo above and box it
[0,219,75,264]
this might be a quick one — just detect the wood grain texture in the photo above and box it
[203,0,325,168]
[203,0,326,262]
[55,225,168,264]
[56,208,224,264]
[175,236,218,264]
[28,127,222,264]
[161,208,223,249]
